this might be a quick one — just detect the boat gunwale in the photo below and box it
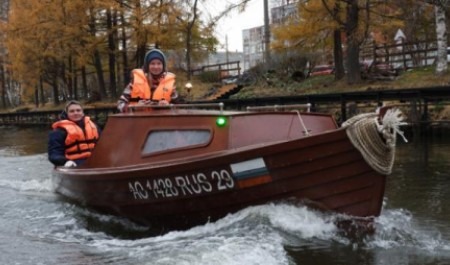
[53,127,346,176]
[110,109,334,118]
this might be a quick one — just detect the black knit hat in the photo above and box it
[143,49,167,74]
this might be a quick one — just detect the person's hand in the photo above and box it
[64,160,77,167]
[141,100,155,105]
[158,99,169,106]
[117,101,128,113]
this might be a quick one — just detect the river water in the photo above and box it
[0,126,449,265]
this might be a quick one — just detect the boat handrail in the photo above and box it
[246,103,311,113]
[293,110,310,136]
[129,102,225,113]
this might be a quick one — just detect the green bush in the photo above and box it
[199,70,220,83]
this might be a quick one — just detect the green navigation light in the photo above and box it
[216,116,227,127]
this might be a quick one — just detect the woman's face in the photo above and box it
[67,104,84,122]
[148,59,163,76]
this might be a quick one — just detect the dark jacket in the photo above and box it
[48,115,101,166]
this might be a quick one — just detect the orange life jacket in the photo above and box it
[130,69,175,103]
[52,116,99,160]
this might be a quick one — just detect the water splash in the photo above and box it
[367,208,450,253]
[84,204,293,265]
[61,203,343,265]
[0,154,53,192]
[4,153,449,264]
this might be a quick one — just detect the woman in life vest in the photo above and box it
[48,101,101,167]
[117,48,181,112]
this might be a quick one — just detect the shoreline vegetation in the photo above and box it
[2,66,450,122]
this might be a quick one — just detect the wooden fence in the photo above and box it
[0,107,116,127]
[360,40,442,70]
[191,61,241,79]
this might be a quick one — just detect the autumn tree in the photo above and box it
[271,1,337,76]
[174,0,219,80]
[272,0,405,84]
[5,0,48,103]
[2,0,225,106]
[5,0,112,104]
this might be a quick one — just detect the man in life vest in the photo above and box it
[48,101,101,167]
[117,48,181,112]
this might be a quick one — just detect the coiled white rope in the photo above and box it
[341,108,407,175]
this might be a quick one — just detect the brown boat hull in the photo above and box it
[53,128,385,231]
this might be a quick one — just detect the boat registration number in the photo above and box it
[128,168,235,200]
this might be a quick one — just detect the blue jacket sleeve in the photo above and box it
[96,124,102,136]
[48,128,68,166]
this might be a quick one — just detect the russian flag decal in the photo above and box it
[230,158,272,188]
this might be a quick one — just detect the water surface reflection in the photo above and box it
[0,126,448,265]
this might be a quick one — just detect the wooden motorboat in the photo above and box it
[52,103,403,231]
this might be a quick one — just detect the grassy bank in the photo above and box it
[4,66,450,117]
[221,66,450,121]
[229,66,450,99]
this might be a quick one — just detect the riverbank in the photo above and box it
[231,66,450,98]
[228,67,450,121]
[1,66,450,122]
[1,87,449,133]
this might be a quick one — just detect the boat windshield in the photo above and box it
[142,129,211,155]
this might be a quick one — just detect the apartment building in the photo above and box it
[242,26,265,70]
[242,1,298,70]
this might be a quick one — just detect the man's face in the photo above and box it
[67,104,84,122]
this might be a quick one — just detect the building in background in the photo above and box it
[242,1,298,71]
[271,1,298,25]
[242,26,265,70]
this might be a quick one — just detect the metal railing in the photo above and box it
[1,87,449,126]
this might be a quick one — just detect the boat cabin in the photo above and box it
[83,105,337,168]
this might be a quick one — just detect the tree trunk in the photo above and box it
[60,62,68,101]
[107,7,117,98]
[67,55,73,99]
[263,0,271,67]
[81,66,88,99]
[434,3,447,75]
[135,0,146,68]
[119,7,129,85]
[92,49,106,100]
[334,29,345,80]
[34,87,39,108]
[88,7,106,100]
[0,63,6,109]
[52,77,59,105]
[345,0,361,84]
[73,69,78,100]
[39,77,45,106]
[186,31,192,80]
[185,0,199,80]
